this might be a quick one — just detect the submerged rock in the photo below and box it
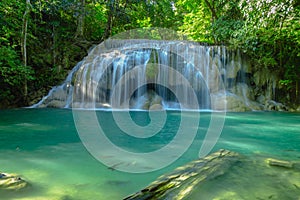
[124,149,239,200]
[266,158,293,168]
[0,172,28,190]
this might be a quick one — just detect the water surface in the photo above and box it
[0,109,299,199]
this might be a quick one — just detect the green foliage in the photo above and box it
[0,0,299,106]
[211,17,243,43]
[178,0,299,102]
[0,0,24,46]
[0,47,34,85]
[85,2,107,40]
[0,46,34,102]
[235,0,300,96]
[104,0,178,35]
[177,2,212,42]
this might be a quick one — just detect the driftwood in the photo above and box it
[124,149,239,200]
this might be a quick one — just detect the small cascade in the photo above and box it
[32,39,262,111]
[30,61,83,108]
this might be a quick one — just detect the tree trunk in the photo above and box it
[203,0,218,22]
[102,0,115,40]
[75,0,86,38]
[203,0,218,43]
[296,80,299,104]
[21,0,31,103]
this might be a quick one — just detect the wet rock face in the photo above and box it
[0,172,28,190]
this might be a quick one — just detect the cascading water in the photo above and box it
[32,39,261,111]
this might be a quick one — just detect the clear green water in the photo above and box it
[0,109,299,199]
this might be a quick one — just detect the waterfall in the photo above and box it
[32,39,260,111]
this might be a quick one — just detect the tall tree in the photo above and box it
[21,0,32,100]
[102,0,116,39]
[75,0,86,38]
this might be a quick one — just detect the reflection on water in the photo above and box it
[0,109,299,199]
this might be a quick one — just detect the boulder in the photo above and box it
[265,100,289,111]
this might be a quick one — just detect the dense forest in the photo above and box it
[0,0,299,108]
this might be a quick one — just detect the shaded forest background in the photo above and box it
[0,0,299,108]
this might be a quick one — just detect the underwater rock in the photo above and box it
[266,158,293,168]
[124,149,239,200]
[0,172,28,190]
